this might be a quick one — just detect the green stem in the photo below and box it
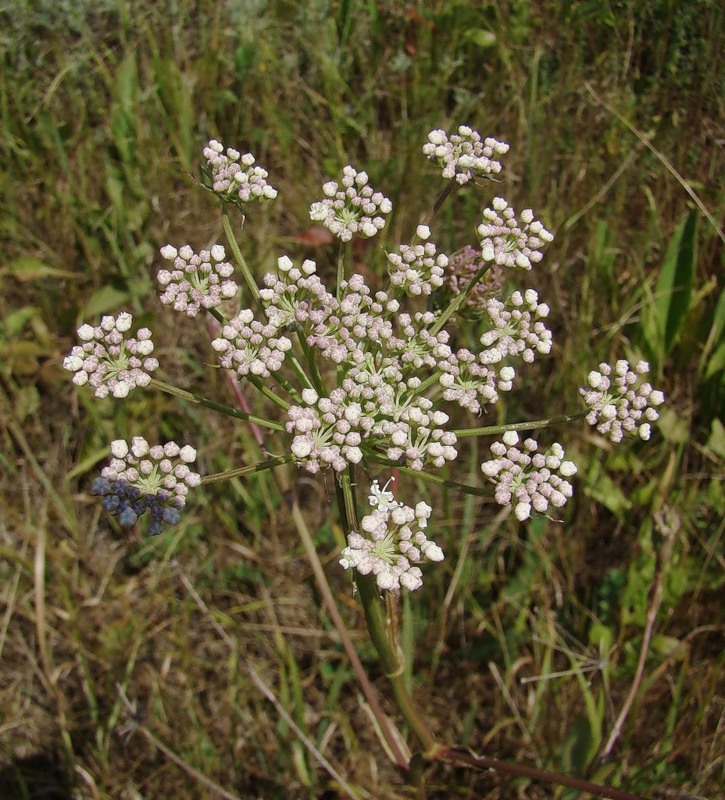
[367,455,491,498]
[150,378,285,431]
[339,471,439,755]
[221,208,260,303]
[201,454,294,485]
[289,495,409,770]
[270,368,305,404]
[336,241,347,301]
[431,260,491,336]
[296,334,327,397]
[420,182,456,228]
[207,306,226,326]
[454,410,588,439]
[247,376,291,412]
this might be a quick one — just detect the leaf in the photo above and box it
[0,258,77,281]
[14,384,40,422]
[655,209,697,356]
[82,286,131,318]
[583,471,631,518]
[560,714,595,776]
[704,339,725,382]
[705,418,725,460]
[464,29,497,48]
[3,306,40,338]
[0,340,48,374]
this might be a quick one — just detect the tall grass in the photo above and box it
[1,1,722,797]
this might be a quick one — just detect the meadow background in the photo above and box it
[0,0,723,797]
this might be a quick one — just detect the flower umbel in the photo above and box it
[481,432,577,521]
[580,360,665,442]
[309,165,392,241]
[158,244,238,317]
[212,309,293,378]
[387,226,448,296]
[479,289,552,365]
[340,479,444,593]
[477,198,553,270]
[423,126,509,185]
[92,437,201,535]
[202,139,278,206]
[63,312,158,399]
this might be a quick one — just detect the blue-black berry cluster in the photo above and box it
[92,477,182,536]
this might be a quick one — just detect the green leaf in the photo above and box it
[0,258,77,281]
[655,209,697,356]
[82,286,131,319]
[583,471,631,518]
[705,418,725,460]
[464,29,497,48]
[704,339,725,382]
[14,384,40,422]
[3,306,40,338]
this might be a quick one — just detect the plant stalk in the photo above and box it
[338,471,439,755]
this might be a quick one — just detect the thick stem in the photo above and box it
[339,472,439,755]
[290,491,409,769]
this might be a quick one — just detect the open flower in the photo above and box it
[63,313,158,399]
[340,479,444,593]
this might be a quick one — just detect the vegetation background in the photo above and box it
[0,0,722,798]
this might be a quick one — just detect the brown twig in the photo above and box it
[435,746,647,800]
[600,513,677,761]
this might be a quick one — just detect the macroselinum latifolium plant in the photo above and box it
[63,125,665,793]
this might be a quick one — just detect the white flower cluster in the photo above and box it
[202,139,278,204]
[481,432,577,521]
[103,437,201,500]
[63,312,158,399]
[264,262,460,473]
[212,309,293,378]
[309,165,392,241]
[479,289,552,364]
[423,126,509,185]
[387,225,447,296]
[477,198,554,270]
[340,479,444,593]
[158,244,238,317]
[439,348,514,415]
[580,360,665,442]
